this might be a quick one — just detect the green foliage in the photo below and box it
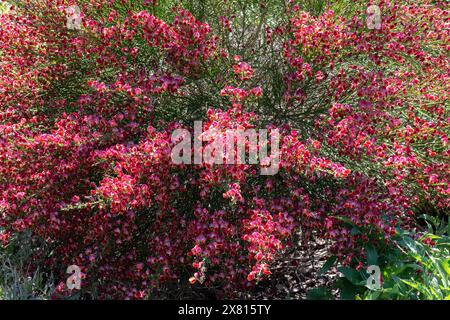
[374,230,450,300]
[329,221,450,300]
[0,232,54,300]
[307,216,450,300]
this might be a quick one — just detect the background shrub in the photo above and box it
[0,0,448,299]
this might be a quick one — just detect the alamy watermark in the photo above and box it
[66,265,81,290]
[171,121,280,175]
[367,5,381,30]
[65,5,82,30]
[366,265,382,290]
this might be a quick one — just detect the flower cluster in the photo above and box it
[0,0,448,299]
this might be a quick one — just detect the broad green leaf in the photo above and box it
[338,267,363,285]
[439,259,450,276]
[430,256,448,288]
[306,287,333,300]
[336,278,361,300]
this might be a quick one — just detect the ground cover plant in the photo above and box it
[0,0,449,300]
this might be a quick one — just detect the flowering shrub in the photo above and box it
[0,0,448,299]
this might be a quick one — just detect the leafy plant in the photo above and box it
[330,224,450,300]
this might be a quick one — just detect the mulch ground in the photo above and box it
[158,237,340,300]
[247,238,339,300]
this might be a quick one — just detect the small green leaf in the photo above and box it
[350,227,361,236]
[365,290,381,300]
[319,256,336,275]
[366,246,378,265]
[402,236,418,256]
